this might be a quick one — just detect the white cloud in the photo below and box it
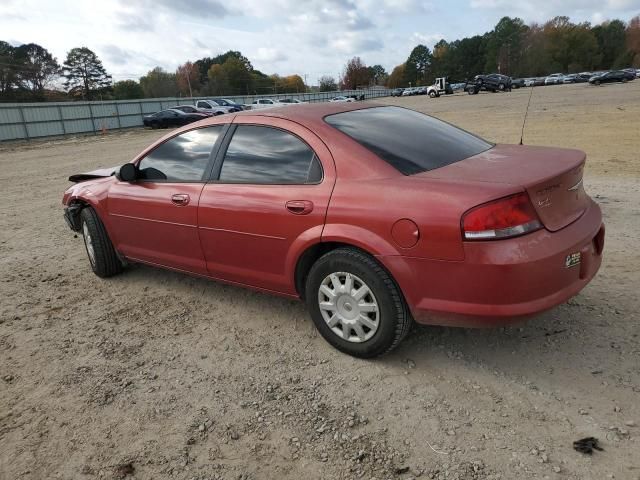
[254,47,288,63]
[1,0,638,86]
[410,32,445,46]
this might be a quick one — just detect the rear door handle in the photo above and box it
[171,193,190,206]
[286,200,313,215]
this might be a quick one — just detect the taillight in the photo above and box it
[462,192,542,240]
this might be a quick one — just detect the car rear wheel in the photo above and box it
[429,91,437,98]
[305,248,412,358]
[80,207,123,278]
[150,121,159,129]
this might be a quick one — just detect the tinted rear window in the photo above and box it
[325,106,492,175]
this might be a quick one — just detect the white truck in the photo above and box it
[425,77,454,98]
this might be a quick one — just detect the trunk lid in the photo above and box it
[421,144,589,232]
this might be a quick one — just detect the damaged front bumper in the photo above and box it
[63,203,83,232]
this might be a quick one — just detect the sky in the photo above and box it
[1,0,639,85]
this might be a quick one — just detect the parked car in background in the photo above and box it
[589,70,634,85]
[329,95,355,102]
[277,98,307,105]
[532,77,546,86]
[562,74,578,84]
[465,74,512,94]
[575,73,593,83]
[207,98,244,111]
[415,86,428,95]
[142,109,207,129]
[545,73,565,85]
[511,78,525,88]
[172,105,216,117]
[402,87,417,96]
[524,78,536,87]
[195,100,234,115]
[391,88,404,97]
[248,98,279,109]
[63,103,604,358]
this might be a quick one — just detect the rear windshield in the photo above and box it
[324,106,492,175]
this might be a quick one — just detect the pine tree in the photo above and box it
[63,47,112,100]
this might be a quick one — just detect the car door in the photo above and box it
[198,117,336,294]
[107,125,226,274]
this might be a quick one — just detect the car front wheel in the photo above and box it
[305,248,412,358]
[80,207,123,278]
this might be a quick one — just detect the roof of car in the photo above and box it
[185,101,370,131]
[243,101,367,119]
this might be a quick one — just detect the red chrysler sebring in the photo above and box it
[62,103,604,357]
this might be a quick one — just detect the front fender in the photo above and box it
[62,178,113,234]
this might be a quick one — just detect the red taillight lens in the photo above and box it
[462,192,542,240]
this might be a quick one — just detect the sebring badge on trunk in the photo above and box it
[565,252,581,268]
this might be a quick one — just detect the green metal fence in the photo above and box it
[0,89,390,142]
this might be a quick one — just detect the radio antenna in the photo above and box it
[519,84,534,145]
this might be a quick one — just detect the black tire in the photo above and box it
[595,80,601,86]
[498,83,505,91]
[150,121,158,129]
[305,248,412,358]
[80,207,123,278]
[429,91,437,98]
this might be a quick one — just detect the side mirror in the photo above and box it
[117,163,138,182]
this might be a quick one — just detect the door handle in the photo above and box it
[171,193,190,206]
[286,200,313,215]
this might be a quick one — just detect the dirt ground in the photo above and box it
[1,82,639,480]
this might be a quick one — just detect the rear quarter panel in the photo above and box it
[323,176,519,261]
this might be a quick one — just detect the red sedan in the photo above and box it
[62,104,604,357]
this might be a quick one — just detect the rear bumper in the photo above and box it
[381,200,604,327]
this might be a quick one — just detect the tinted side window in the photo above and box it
[325,106,492,175]
[138,126,223,182]
[219,125,322,184]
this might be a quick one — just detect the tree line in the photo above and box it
[0,44,112,101]
[0,46,311,102]
[387,15,640,87]
[1,13,638,102]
